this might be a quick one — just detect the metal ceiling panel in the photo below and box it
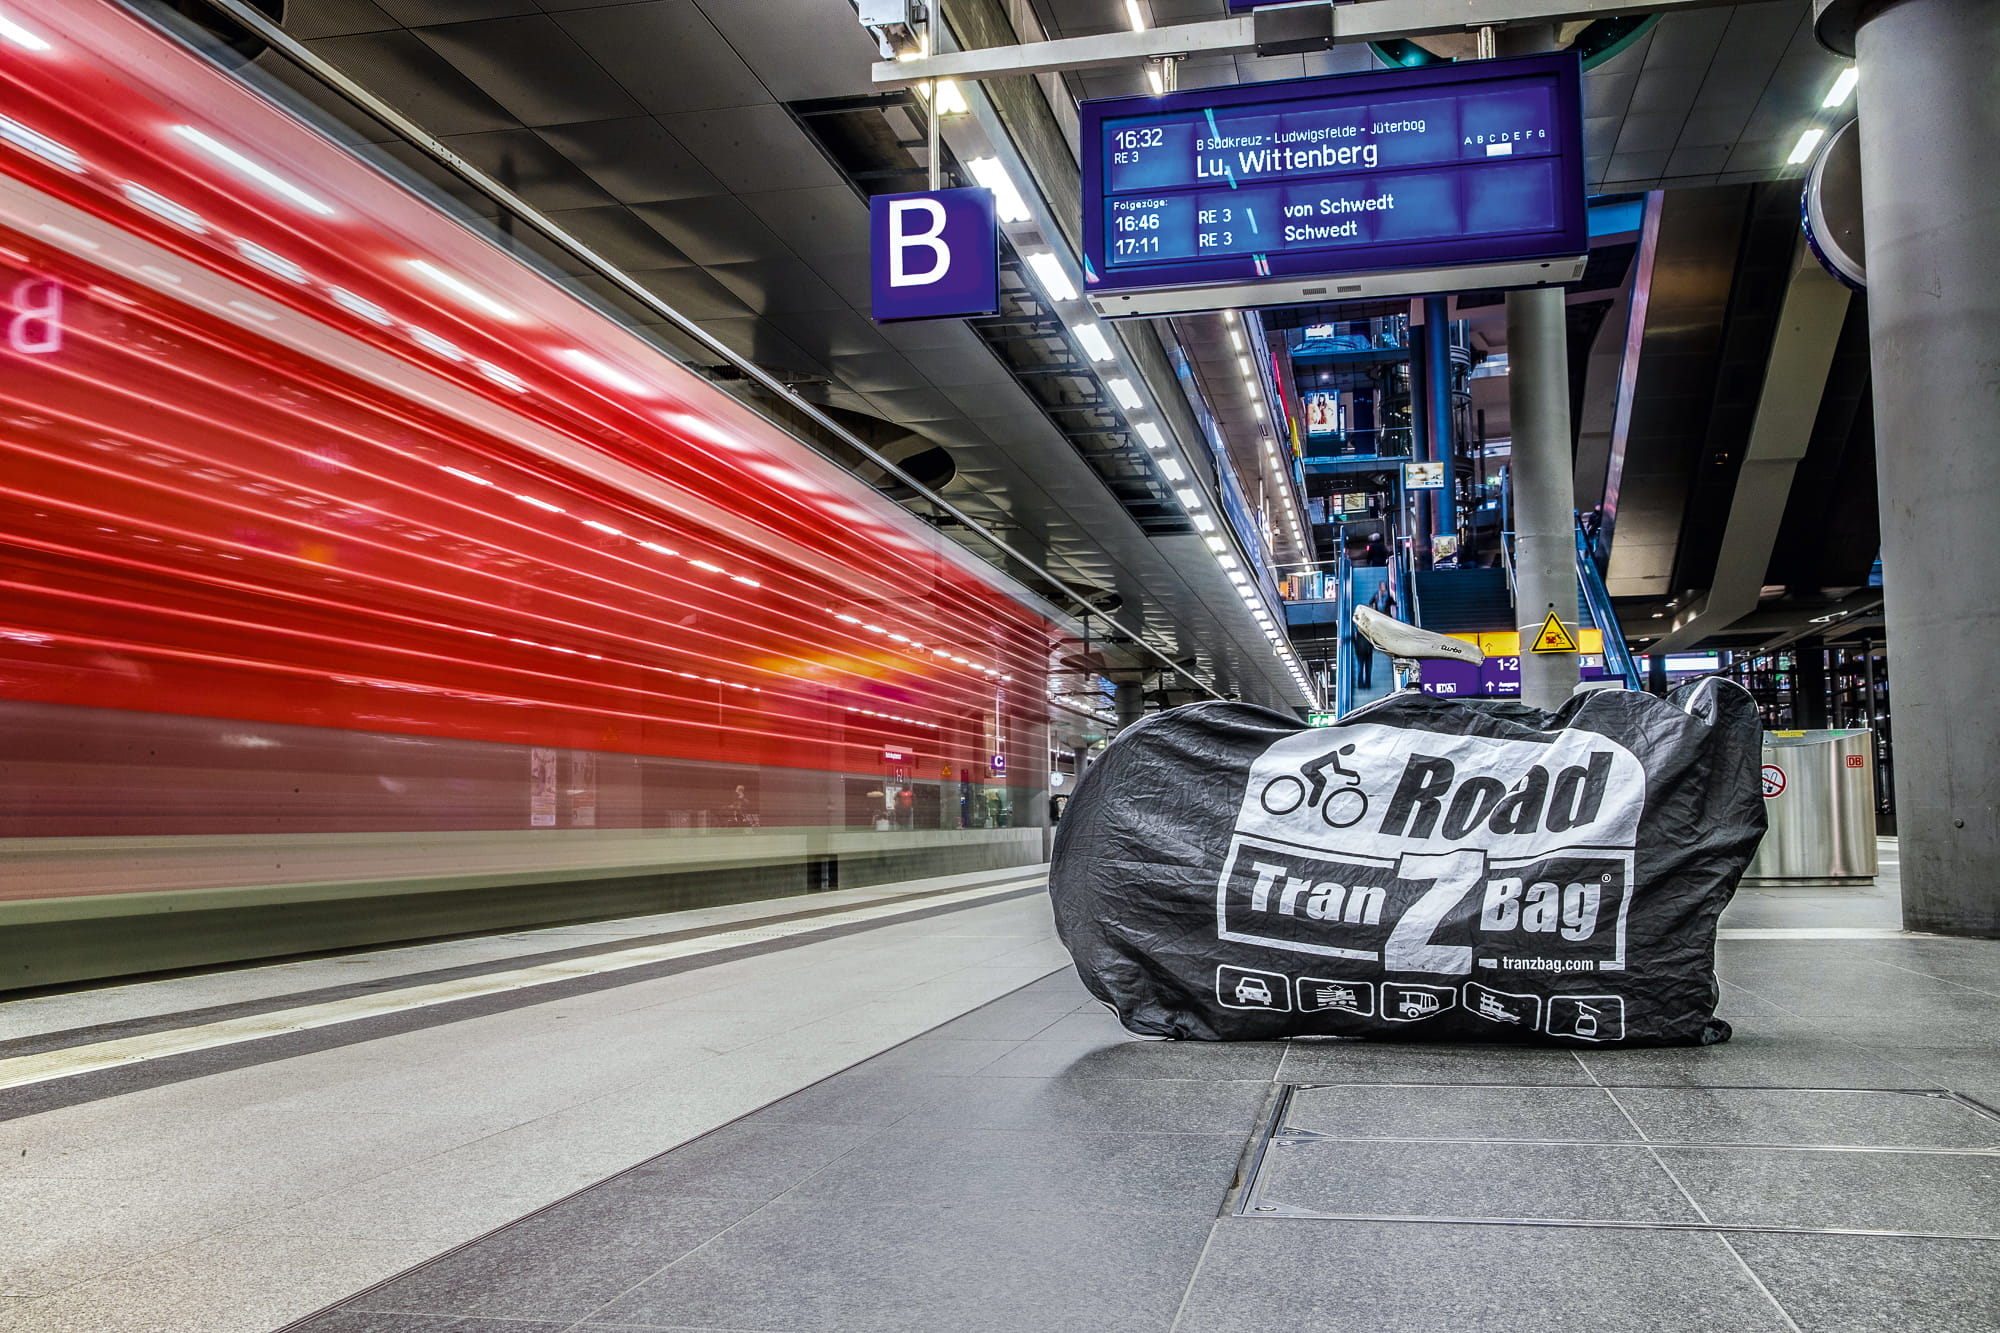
[709,257,851,317]
[555,2,769,115]
[765,308,897,360]
[689,314,830,378]
[414,16,644,125]
[305,29,519,135]
[631,195,792,267]
[742,186,876,260]
[693,0,881,103]
[539,203,698,272]
[532,117,728,203]
[438,127,618,209]
[287,0,396,40]
[378,0,535,21]
[659,104,849,194]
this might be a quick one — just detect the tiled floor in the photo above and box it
[285,844,2000,1333]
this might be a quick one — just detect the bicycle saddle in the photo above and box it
[1354,604,1486,664]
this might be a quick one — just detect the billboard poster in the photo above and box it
[1302,389,1339,436]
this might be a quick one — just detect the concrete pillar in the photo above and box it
[1425,295,1457,557]
[1407,322,1434,569]
[1796,640,1828,729]
[1498,23,1578,711]
[1114,678,1146,730]
[1846,0,2000,936]
[1647,650,1669,697]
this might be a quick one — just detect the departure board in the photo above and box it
[1080,54,1587,305]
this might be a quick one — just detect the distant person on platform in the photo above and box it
[1355,579,1397,689]
[1363,532,1390,566]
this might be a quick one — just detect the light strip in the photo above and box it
[557,348,651,396]
[0,114,83,173]
[1072,321,1115,362]
[966,156,1031,224]
[171,125,335,216]
[1787,127,1826,165]
[0,10,51,51]
[1822,67,1857,108]
[408,260,521,322]
[1025,251,1078,303]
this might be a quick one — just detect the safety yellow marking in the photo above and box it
[0,877,1044,1093]
[1531,612,1579,654]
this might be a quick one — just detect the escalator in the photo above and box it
[1332,522,1639,715]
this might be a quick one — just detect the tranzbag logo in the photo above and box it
[1215,723,1642,979]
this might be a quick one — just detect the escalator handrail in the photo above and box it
[1334,549,1356,717]
[1575,523,1642,689]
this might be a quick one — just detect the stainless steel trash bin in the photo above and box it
[1743,729,1878,881]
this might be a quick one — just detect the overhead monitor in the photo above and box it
[1080,53,1589,317]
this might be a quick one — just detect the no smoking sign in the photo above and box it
[1760,764,1787,799]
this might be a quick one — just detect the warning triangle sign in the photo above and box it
[1531,611,1579,654]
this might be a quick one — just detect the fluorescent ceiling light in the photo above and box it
[1175,488,1202,510]
[1133,421,1167,450]
[559,348,651,396]
[1145,66,1164,96]
[1193,514,1215,532]
[1125,0,1147,31]
[1231,331,1244,351]
[966,156,1031,223]
[1218,555,1239,570]
[1159,458,1186,481]
[1025,251,1078,303]
[925,79,970,115]
[1205,536,1228,552]
[1072,321,1115,362]
[0,11,51,50]
[1823,67,1857,108]
[1237,356,1252,376]
[408,259,520,322]
[1107,377,1142,410]
[1787,127,1826,165]
[173,125,334,216]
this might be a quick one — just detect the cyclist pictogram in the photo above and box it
[1259,743,1369,828]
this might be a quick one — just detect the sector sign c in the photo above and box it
[1079,53,1588,315]
[871,187,1000,322]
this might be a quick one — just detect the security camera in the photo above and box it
[859,0,928,59]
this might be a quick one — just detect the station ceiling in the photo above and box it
[255,0,1870,674]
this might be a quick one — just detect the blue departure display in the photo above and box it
[1081,54,1587,298]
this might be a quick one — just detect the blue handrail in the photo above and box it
[1575,523,1641,689]
[1334,548,1355,717]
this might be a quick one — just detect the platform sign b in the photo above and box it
[871,187,999,322]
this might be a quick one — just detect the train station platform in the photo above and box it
[1,845,1995,1333]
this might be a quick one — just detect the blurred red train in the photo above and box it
[0,1,1063,988]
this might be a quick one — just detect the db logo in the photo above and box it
[1845,754,1866,770]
